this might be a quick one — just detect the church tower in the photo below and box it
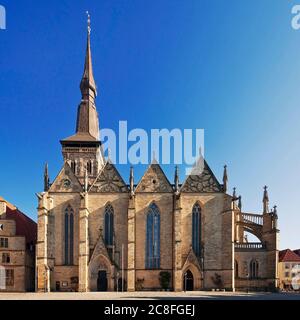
[60,13,104,180]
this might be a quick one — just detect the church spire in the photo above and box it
[74,11,100,141]
[80,11,97,100]
[61,12,105,177]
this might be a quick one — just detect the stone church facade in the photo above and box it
[36,22,279,293]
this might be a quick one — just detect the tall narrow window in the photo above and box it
[71,161,76,174]
[64,206,74,265]
[192,203,201,257]
[87,161,92,175]
[146,203,160,269]
[250,260,259,279]
[5,269,14,286]
[104,204,114,260]
[235,260,239,278]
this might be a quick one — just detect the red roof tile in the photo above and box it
[293,249,300,257]
[279,249,300,262]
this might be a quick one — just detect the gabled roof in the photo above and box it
[279,249,300,262]
[0,196,16,210]
[180,158,222,193]
[135,161,173,193]
[294,249,300,257]
[89,161,128,193]
[0,196,37,245]
[49,162,82,193]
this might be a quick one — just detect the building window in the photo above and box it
[2,253,10,263]
[235,260,238,278]
[285,272,290,278]
[192,203,201,257]
[87,161,92,175]
[250,260,259,279]
[71,161,76,174]
[64,205,74,265]
[104,204,114,259]
[5,269,14,286]
[0,238,8,248]
[146,203,160,269]
[285,263,290,269]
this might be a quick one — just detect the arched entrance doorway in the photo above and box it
[97,270,108,292]
[89,254,114,292]
[183,270,194,291]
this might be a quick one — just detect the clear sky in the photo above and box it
[0,0,299,250]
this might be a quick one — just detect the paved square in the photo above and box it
[0,291,300,300]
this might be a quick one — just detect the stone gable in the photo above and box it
[181,160,222,193]
[89,162,128,193]
[49,162,82,193]
[135,163,173,193]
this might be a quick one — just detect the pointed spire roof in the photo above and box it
[80,11,97,98]
[62,12,101,143]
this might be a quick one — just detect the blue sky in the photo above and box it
[0,0,300,250]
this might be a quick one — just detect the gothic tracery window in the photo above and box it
[192,203,201,257]
[146,203,160,269]
[64,205,74,265]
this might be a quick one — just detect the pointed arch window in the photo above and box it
[64,205,74,265]
[146,203,160,269]
[104,204,114,246]
[192,203,202,257]
[250,260,259,279]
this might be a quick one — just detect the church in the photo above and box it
[36,18,279,293]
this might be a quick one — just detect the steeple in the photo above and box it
[73,11,100,141]
[60,12,104,178]
[263,185,269,214]
[80,11,97,101]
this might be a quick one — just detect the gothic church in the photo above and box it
[36,20,279,292]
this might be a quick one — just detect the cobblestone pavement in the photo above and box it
[0,291,300,300]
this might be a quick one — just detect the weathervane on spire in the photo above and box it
[86,11,91,35]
